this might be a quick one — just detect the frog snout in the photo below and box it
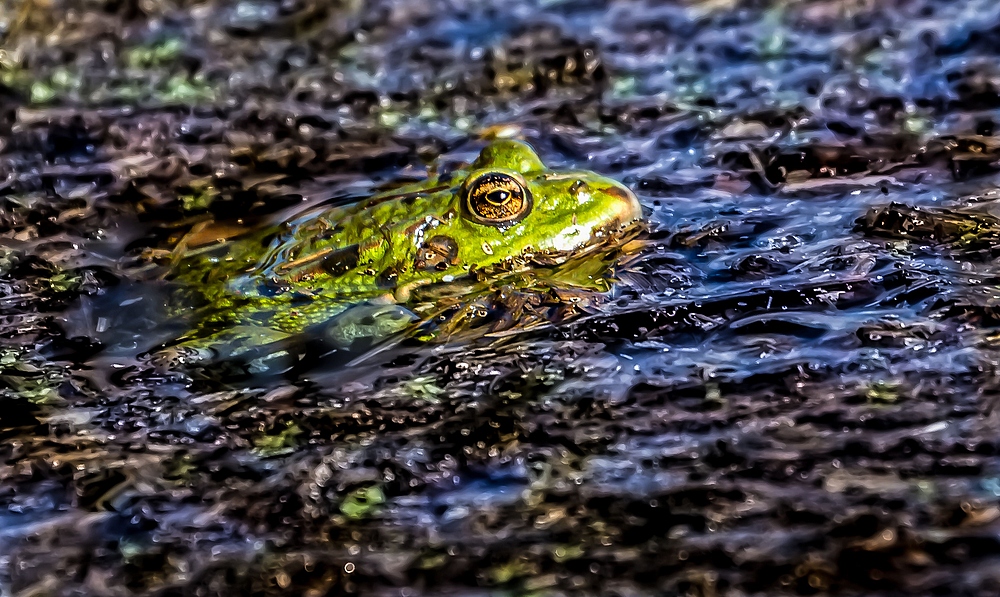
[602,183,643,226]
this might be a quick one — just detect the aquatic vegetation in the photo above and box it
[338,485,385,520]
[124,39,185,69]
[177,178,220,213]
[252,422,304,457]
[0,347,63,405]
[860,202,1000,251]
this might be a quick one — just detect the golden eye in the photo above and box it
[462,171,532,226]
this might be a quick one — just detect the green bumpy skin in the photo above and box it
[158,140,643,367]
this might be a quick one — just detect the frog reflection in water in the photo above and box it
[153,140,643,369]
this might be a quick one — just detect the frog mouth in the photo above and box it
[520,216,645,268]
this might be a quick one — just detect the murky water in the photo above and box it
[5,0,1000,594]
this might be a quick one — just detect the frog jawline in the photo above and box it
[507,223,639,269]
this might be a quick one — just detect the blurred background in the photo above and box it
[4,0,1000,595]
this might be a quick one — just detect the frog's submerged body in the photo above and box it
[157,140,642,368]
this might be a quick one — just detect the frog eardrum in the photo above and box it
[462,170,533,226]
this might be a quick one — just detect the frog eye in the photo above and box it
[462,171,532,226]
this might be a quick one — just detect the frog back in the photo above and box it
[179,177,464,312]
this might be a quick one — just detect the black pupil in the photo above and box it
[486,190,510,204]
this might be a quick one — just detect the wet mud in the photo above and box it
[5,0,1000,595]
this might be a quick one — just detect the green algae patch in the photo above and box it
[339,485,385,520]
[859,202,1000,251]
[865,380,904,405]
[486,556,538,586]
[125,39,185,68]
[28,68,81,105]
[0,348,63,406]
[161,73,216,104]
[252,422,304,457]
[179,179,221,213]
[400,375,445,403]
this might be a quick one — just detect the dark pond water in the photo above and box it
[5,0,1000,595]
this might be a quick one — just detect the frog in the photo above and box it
[149,139,643,370]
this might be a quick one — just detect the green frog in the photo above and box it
[150,139,642,370]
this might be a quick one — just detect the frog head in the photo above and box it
[446,140,642,270]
